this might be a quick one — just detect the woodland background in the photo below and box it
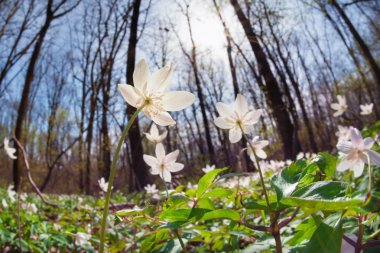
[0,0,379,194]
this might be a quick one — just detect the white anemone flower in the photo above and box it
[21,203,38,213]
[2,199,8,208]
[3,138,16,159]
[214,94,262,143]
[143,143,184,182]
[202,164,215,173]
[336,125,350,141]
[118,60,195,126]
[337,127,380,177]
[97,177,112,192]
[75,232,91,246]
[144,184,158,195]
[145,124,167,143]
[330,95,348,117]
[246,136,269,162]
[7,185,16,203]
[360,103,373,115]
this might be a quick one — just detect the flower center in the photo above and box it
[137,91,164,118]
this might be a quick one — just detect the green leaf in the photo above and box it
[281,181,364,211]
[160,208,211,222]
[271,160,305,202]
[116,208,144,217]
[196,167,228,198]
[200,209,240,221]
[303,219,342,253]
[287,216,321,246]
[312,152,337,180]
[218,172,248,180]
[168,194,190,207]
[203,188,233,198]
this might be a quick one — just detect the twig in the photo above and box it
[343,235,357,247]
[279,207,300,228]
[240,212,270,232]
[13,137,58,207]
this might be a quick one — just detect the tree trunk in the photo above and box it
[125,0,150,191]
[13,4,53,191]
[330,0,380,98]
[230,0,299,159]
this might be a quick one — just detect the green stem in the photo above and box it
[99,108,142,253]
[174,229,188,253]
[241,132,271,211]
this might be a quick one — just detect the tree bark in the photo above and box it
[125,0,150,191]
[13,1,54,191]
[230,0,299,159]
[330,0,380,98]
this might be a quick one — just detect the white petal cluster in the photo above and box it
[98,177,112,193]
[21,203,38,213]
[336,125,350,141]
[330,95,348,117]
[247,136,269,162]
[201,164,215,174]
[7,185,16,202]
[337,127,380,177]
[214,94,262,143]
[118,60,195,126]
[3,138,16,159]
[360,103,373,115]
[75,232,91,246]
[143,143,184,182]
[145,124,167,143]
[144,184,158,195]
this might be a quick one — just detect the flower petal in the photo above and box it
[162,169,172,182]
[214,117,234,129]
[337,157,352,172]
[143,155,157,168]
[229,126,242,143]
[255,149,267,159]
[148,64,172,92]
[352,160,364,178]
[235,94,248,116]
[216,102,234,117]
[150,124,159,137]
[337,140,353,154]
[366,149,380,166]
[118,84,140,107]
[133,59,148,91]
[151,112,176,126]
[350,128,362,147]
[363,137,374,149]
[157,131,168,142]
[243,109,262,125]
[169,163,184,172]
[162,91,195,111]
[330,103,340,110]
[155,143,166,159]
[165,149,179,164]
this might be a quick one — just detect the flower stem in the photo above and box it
[364,153,372,203]
[99,108,142,253]
[241,132,271,211]
[174,229,188,253]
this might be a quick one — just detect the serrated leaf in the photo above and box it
[196,167,228,198]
